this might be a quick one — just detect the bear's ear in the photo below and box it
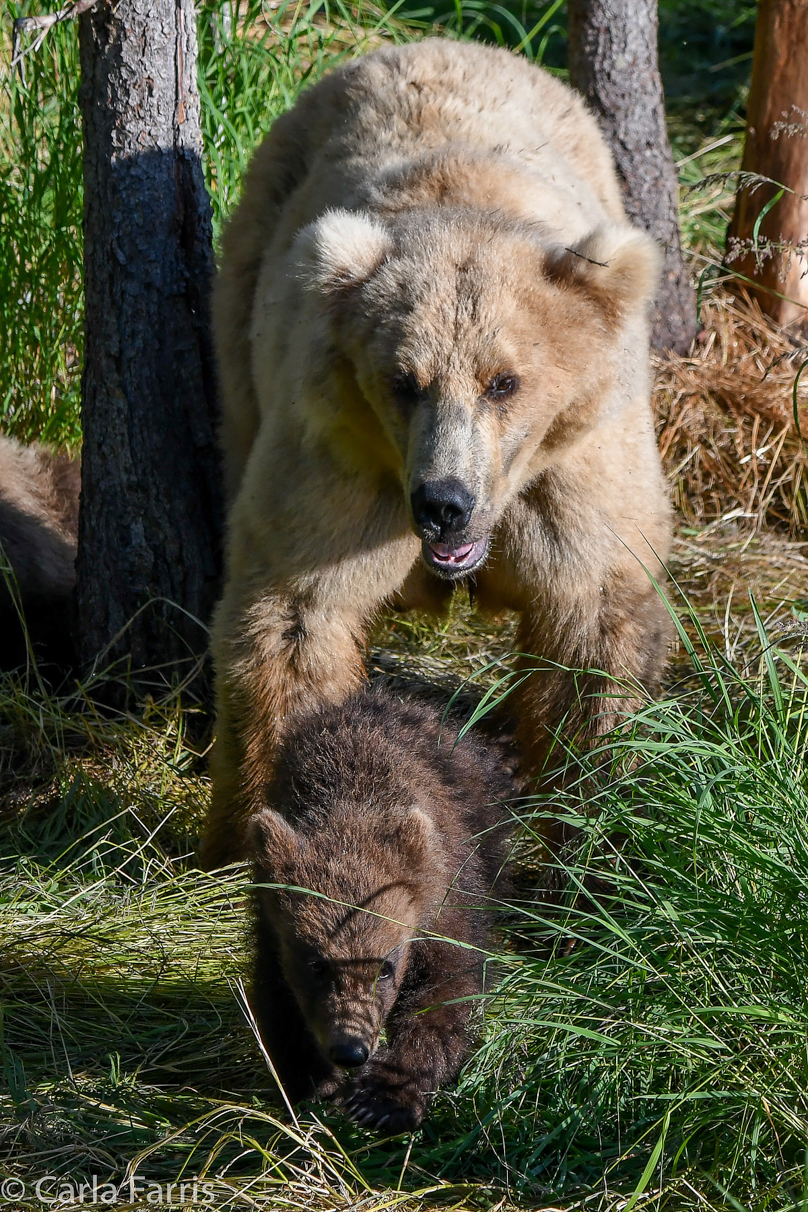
[392,808,437,865]
[296,209,393,294]
[544,223,661,324]
[247,808,300,872]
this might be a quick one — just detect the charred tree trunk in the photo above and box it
[568,0,697,354]
[77,0,221,687]
[728,0,808,332]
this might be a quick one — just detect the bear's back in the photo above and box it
[241,38,624,256]
[325,40,623,216]
[269,687,514,889]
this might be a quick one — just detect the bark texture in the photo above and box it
[568,0,697,354]
[728,0,808,331]
[77,0,221,681]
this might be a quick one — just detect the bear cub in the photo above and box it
[0,435,79,670]
[248,688,514,1133]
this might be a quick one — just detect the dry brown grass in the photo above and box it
[654,287,808,532]
[667,527,808,671]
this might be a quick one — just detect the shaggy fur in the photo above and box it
[0,435,79,669]
[201,38,673,867]
[249,688,514,1132]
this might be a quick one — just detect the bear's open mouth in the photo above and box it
[422,537,488,578]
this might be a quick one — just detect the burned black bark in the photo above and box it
[568,0,697,354]
[77,0,221,687]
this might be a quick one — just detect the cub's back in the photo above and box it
[270,687,515,882]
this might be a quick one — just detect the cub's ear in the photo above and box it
[544,223,661,323]
[392,808,437,865]
[296,208,393,293]
[247,808,300,872]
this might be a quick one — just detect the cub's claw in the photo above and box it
[340,1058,427,1133]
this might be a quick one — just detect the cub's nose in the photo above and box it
[329,1039,370,1069]
[411,479,475,536]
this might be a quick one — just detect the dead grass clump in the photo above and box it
[654,288,808,532]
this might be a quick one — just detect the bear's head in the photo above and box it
[249,802,441,1072]
[297,206,660,579]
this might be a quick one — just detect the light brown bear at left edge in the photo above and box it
[200,38,673,869]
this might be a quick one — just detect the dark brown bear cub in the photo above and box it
[248,688,514,1133]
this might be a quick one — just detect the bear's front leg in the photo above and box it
[341,939,484,1133]
[251,913,341,1103]
[200,478,421,869]
[512,566,671,784]
[201,582,373,868]
[478,467,672,801]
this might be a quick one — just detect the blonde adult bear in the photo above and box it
[201,38,672,868]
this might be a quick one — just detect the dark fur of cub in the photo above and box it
[248,687,515,1134]
[0,435,79,670]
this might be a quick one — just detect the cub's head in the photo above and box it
[249,804,439,1072]
[297,207,659,579]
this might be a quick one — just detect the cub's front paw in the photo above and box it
[340,1056,427,1133]
[314,1070,343,1100]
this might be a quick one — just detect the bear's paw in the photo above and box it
[340,1052,427,1134]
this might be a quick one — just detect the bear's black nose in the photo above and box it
[330,1039,370,1069]
[329,1037,370,1066]
[411,479,475,536]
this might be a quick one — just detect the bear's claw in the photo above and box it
[340,1064,426,1134]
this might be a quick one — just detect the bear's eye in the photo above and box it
[378,960,396,980]
[486,373,520,400]
[308,957,331,979]
[391,371,428,407]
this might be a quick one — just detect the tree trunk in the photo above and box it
[77,0,221,686]
[568,0,697,354]
[727,0,808,332]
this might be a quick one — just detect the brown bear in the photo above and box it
[248,688,514,1132]
[201,38,673,868]
[0,435,79,670]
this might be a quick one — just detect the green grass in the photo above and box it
[0,5,82,447]
[450,598,808,1204]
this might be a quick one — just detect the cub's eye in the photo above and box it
[308,957,330,978]
[391,371,428,406]
[379,961,396,980]
[486,373,520,400]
